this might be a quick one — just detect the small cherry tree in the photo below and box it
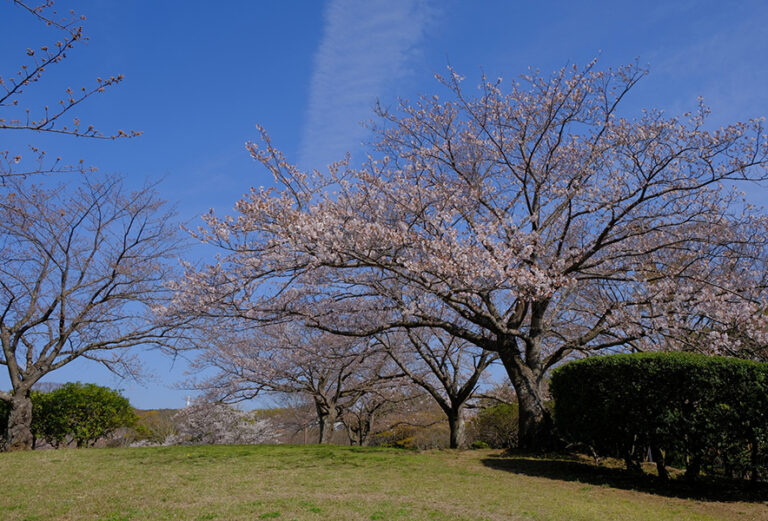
[184,62,768,450]
[167,402,274,446]
[190,321,404,444]
[375,328,496,448]
[340,382,426,446]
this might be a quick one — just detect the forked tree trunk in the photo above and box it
[345,418,371,446]
[316,404,338,444]
[499,345,555,451]
[4,394,34,452]
[447,408,465,449]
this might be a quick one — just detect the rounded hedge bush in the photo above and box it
[34,382,137,448]
[550,352,768,482]
[2,382,137,448]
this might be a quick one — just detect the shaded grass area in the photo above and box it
[0,445,765,521]
[482,452,768,503]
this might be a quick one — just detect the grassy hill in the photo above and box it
[0,445,766,521]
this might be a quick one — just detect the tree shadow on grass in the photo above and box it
[480,453,768,503]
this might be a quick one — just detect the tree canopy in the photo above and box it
[178,62,768,449]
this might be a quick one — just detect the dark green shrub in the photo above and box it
[32,382,137,448]
[551,352,768,481]
[468,403,519,449]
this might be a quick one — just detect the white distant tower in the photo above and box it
[185,396,191,408]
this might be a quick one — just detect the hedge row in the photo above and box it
[551,352,768,481]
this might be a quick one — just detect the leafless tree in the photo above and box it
[0,175,184,450]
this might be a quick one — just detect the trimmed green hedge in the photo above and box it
[551,352,768,481]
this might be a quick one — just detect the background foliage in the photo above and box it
[468,403,519,449]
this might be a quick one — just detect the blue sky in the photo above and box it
[2,0,767,408]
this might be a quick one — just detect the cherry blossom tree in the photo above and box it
[190,321,404,444]
[183,62,768,450]
[0,175,183,451]
[374,328,496,448]
[340,383,427,446]
[166,402,275,446]
[1,1,138,181]
[642,248,768,361]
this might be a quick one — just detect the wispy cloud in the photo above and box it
[298,0,436,170]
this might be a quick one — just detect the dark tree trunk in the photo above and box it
[315,403,337,445]
[345,418,371,446]
[499,345,555,451]
[650,445,669,481]
[357,418,371,446]
[684,454,701,482]
[516,385,554,451]
[447,408,465,449]
[4,394,34,451]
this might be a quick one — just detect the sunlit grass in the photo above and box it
[0,445,765,520]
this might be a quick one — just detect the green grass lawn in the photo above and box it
[0,445,766,521]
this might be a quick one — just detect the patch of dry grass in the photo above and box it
[0,445,766,520]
